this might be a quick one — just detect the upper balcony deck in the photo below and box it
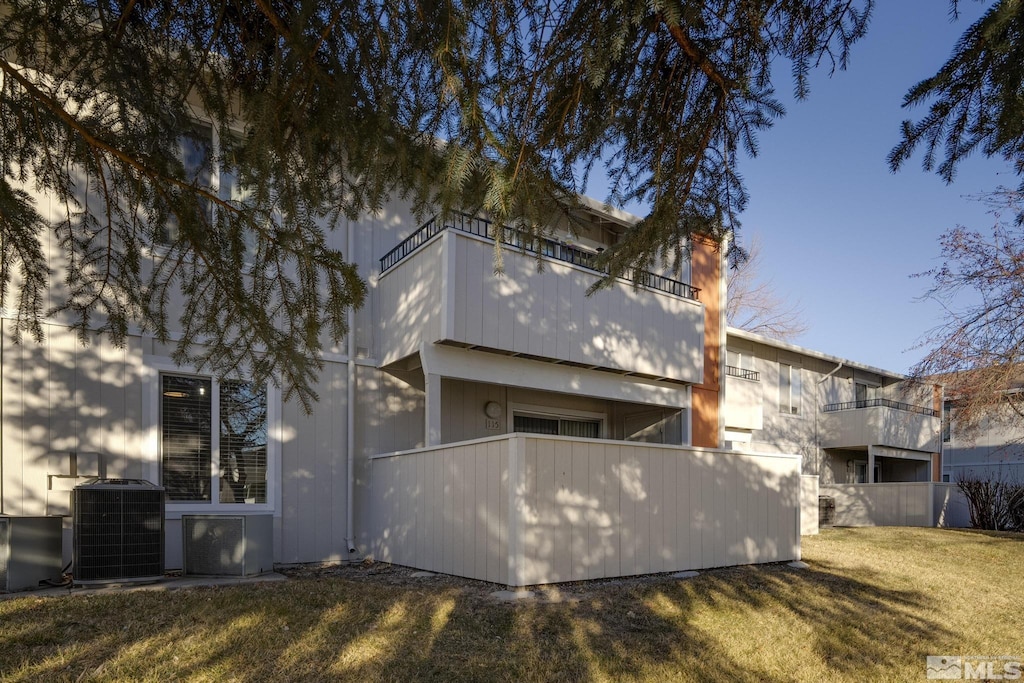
[819,399,941,452]
[376,214,706,383]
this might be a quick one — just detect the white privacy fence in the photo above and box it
[370,434,802,586]
[819,483,971,529]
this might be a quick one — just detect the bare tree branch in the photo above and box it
[726,233,808,341]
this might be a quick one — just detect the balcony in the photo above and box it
[819,399,940,452]
[376,214,705,382]
[725,365,760,381]
[380,213,700,300]
[723,366,763,431]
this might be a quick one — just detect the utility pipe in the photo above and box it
[815,361,844,479]
[346,219,357,554]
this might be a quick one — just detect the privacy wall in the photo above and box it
[370,434,801,586]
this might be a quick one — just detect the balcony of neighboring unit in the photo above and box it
[819,399,941,452]
[376,213,705,383]
[723,365,763,431]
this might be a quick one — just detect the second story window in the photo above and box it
[159,124,213,244]
[779,363,802,415]
[727,349,751,370]
[158,123,246,246]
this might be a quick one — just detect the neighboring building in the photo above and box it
[723,328,943,484]
[941,397,1024,483]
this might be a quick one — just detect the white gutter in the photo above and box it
[346,219,357,553]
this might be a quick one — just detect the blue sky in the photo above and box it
[738,0,1014,373]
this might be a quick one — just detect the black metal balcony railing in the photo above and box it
[379,212,700,301]
[822,398,938,418]
[726,365,760,381]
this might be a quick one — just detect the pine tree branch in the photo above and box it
[252,0,294,43]
[661,17,737,95]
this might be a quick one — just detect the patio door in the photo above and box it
[513,413,601,438]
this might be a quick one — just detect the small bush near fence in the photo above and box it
[957,475,1024,531]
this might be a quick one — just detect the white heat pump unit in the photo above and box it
[182,514,273,577]
[0,516,64,592]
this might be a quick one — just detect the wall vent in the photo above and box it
[0,516,63,592]
[182,514,273,577]
[72,479,165,584]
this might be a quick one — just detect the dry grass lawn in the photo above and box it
[1,527,1022,682]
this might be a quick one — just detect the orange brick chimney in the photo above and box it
[690,235,724,448]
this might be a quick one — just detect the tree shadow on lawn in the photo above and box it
[0,560,951,682]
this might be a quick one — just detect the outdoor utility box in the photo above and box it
[72,478,165,584]
[182,514,273,577]
[818,495,836,528]
[0,516,64,592]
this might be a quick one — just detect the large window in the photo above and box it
[161,374,267,504]
[779,363,802,415]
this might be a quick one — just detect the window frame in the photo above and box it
[154,121,253,249]
[142,356,280,517]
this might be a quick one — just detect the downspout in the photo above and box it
[818,361,844,385]
[815,362,844,479]
[718,234,728,449]
[346,219,357,554]
[0,317,4,514]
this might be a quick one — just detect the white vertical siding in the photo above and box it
[377,238,445,365]
[1,322,145,518]
[351,364,425,554]
[377,230,704,381]
[279,360,350,564]
[370,435,801,586]
[801,474,819,535]
[819,407,939,452]
[723,374,764,431]
[450,235,704,381]
[932,484,971,528]
[370,437,510,584]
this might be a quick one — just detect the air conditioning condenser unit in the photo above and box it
[182,514,273,577]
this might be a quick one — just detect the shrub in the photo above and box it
[956,475,1024,531]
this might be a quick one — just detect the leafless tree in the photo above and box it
[912,190,1024,440]
[726,234,808,341]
